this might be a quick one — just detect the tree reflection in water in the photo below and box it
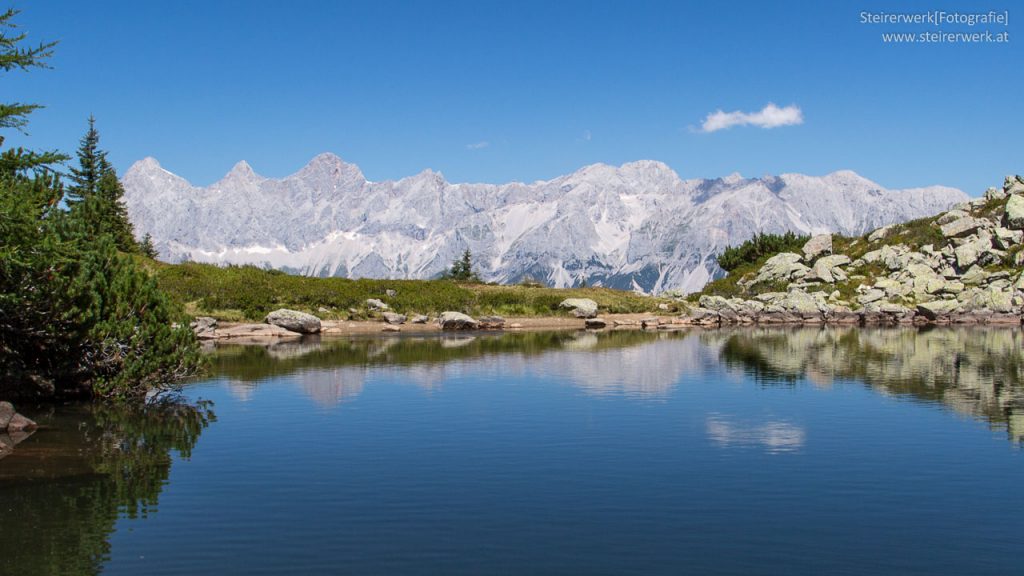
[0,396,215,576]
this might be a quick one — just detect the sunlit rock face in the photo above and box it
[122,154,966,293]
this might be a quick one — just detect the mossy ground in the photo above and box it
[145,259,673,321]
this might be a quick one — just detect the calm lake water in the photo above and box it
[2,327,1023,575]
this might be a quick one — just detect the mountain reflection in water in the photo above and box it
[210,327,1024,443]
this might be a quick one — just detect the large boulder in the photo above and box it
[916,299,961,320]
[6,412,36,433]
[1004,194,1024,230]
[366,298,389,311]
[264,309,322,334]
[382,312,407,325]
[753,253,810,285]
[438,311,479,330]
[940,216,984,238]
[559,298,598,318]
[1005,174,1024,196]
[801,234,832,261]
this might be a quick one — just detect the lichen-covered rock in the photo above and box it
[559,298,598,318]
[264,309,322,334]
[1005,174,1024,196]
[190,316,218,339]
[916,299,961,320]
[438,311,479,330]
[1004,194,1024,230]
[802,234,832,261]
[584,318,607,329]
[753,253,810,285]
[940,217,985,238]
[411,314,430,324]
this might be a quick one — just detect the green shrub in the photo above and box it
[716,231,809,272]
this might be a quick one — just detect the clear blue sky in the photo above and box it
[6,0,1021,194]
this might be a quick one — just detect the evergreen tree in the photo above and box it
[0,8,201,400]
[140,233,159,258]
[67,117,139,252]
[447,249,480,282]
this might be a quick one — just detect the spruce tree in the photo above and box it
[67,117,139,252]
[140,233,159,258]
[0,8,201,400]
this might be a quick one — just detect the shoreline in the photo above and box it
[197,309,1024,342]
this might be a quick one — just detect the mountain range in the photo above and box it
[122,153,968,293]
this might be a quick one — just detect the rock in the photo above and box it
[993,227,1023,249]
[1005,174,1024,196]
[385,289,397,297]
[753,253,810,285]
[382,325,401,332]
[985,187,1007,201]
[937,209,970,225]
[410,314,429,324]
[807,254,851,283]
[857,289,885,305]
[559,298,598,319]
[437,311,479,330]
[217,323,304,339]
[868,225,893,242]
[190,316,218,340]
[6,412,36,433]
[862,245,909,270]
[802,234,832,261]
[640,317,661,329]
[777,290,824,318]
[1004,194,1024,230]
[478,315,506,329]
[954,234,994,270]
[317,306,331,313]
[382,312,407,325]
[916,299,961,320]
[0,401,13,430]
[585,317,607,329]
[366,298,389,311]
[961,266,988,285]
[657,303,670,311]
[265,309,322,334]
[508,322,524,329]
[940,216,984,238]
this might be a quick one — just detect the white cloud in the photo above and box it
[466,141,489,150]
[581,129,592,141]
[699,103,803,133]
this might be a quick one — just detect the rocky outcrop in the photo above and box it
[366,299,389,311]
[437,311,479,330]
[265,309,322,334]
[682,174,1024,327]
[559,298,598,318]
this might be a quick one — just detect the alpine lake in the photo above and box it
[2,326,1022,575]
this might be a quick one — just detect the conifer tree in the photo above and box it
[140,233,159,259]
[67,117,139,252]
[0,8,201,400]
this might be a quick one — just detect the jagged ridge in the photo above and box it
[122,153,967,293]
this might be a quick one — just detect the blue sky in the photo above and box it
[6,0,1021,194]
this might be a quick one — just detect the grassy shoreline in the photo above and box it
[147,260,677,321]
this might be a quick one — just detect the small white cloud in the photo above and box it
[581,129,592,141]
[466,141,490,150]
[700,103,803,133]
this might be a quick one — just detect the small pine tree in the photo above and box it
[140,233,159,258]
[448,249,480,282]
